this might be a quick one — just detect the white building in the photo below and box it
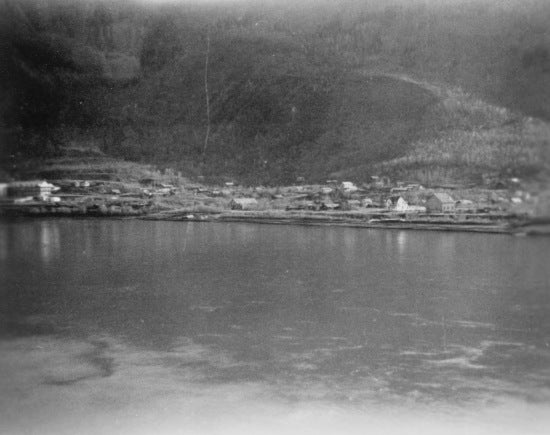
[8,181,58,199]
[385,196,409,211]
[341,181,358,192]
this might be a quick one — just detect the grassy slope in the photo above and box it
[374,77,550,184]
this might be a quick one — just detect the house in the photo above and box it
[456,199,475,213]
[320,201,340,211]
[371,175,391,188]
[406,205,427,213]
[229,198,258,210]
[341,181,358,192]
[405,183,424,191]
[361,198,374,207]
[347,199,361,209]
[385,195,409,211]
[426,192,455,213]
[286,200,320,211]
[8,181,57,199]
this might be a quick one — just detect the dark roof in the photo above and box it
[387,195,405,204]
[431,192,454,203]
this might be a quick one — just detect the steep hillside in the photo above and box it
[296,74,439,181]
[374,79,550,185]
[2,0,549,186]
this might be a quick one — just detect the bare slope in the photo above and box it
[372,77,550,185]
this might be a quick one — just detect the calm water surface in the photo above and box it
[1,219,549,434]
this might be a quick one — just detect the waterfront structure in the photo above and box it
[7,181,57,199]
[426,192,455,213]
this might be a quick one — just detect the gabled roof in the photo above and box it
[431,192,454,203]
[387,195,406,204]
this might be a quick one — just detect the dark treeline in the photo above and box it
[1,0,549,184]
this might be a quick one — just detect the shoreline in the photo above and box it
[1,185,547,236]
[2,202,547,235]
[143,210,512,234]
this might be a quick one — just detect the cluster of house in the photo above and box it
[0,180,60,203]
[385,192,458,213]
[226,179,464,214]
[3,177,545,217]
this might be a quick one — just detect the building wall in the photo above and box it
[426,197,442,212]
[395,198,409,211]
[442,203,455,212]
[427,197,455,213]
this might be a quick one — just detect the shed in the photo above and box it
[229,198,258,210]
[385,195,409,212]
[426,192,455,213]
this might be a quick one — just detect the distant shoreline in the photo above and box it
[2,206,549,235]
[143,211,512,235]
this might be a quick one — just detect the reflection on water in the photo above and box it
[1,218,550,434]
[39,220,61,263]
[396,230,407,257]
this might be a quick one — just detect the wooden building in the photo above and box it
[426,192,455,213]
[8,181,57,199]
[385,196,409,212]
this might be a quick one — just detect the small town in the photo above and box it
[1,172,549,235]
[2,1,550,434]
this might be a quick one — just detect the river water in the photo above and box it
[1,219,549,434]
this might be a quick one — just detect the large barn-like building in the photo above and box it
[426,192,455,213]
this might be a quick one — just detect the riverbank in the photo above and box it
[141,209,520,234]
[1,188,545,235]
[2,154,548,235]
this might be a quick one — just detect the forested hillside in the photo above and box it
[1,0,549,185]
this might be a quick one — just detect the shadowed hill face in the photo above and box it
[297,75,440,182]
[101,34,440,184]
